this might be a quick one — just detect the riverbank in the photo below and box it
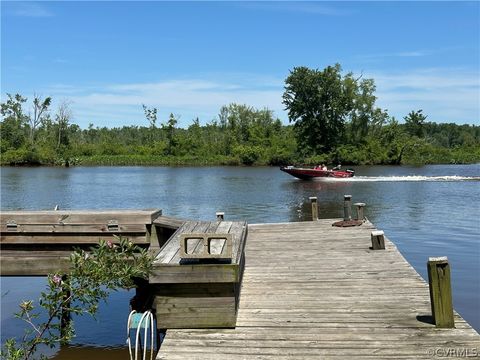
[2,145,480,167]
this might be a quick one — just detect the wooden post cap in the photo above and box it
[216,212,225,220]
[309,197,317,202]
[344,195,352,200]
[354,202,366,207]
[429,256,448,263]
[371,230,384,237]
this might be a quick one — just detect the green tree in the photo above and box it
[283,64,388,156]
[404,109,427,138]
[0,94,29,152]
[55,101,72,150]
[162,113,178,155]
[142,104,157,129]
[282,64,355,155]
[142,104,157,144]
[30,96,52,144]
[348,77,388,143]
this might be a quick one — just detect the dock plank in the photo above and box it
[157,220,480,359]
[0,209,162,224]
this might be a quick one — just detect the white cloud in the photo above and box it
[10,3,53,17]
[356,50,430,62]
[44,75,286,128]
[38,67,480,128]
[366,68,479,124]
[238,2,354,16]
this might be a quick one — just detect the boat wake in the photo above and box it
[319,175,480,182]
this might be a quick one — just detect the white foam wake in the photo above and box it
[319,175,480,182]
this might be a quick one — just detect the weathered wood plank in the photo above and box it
[210,221,233,256]
[0,223,147,234]
[149,264,239,284]
[0,234,148,244]
[1,255,71,275]
[229,221,247,263]
[153,215,186,230]
[0,209,162,224]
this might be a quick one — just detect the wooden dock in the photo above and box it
[1,208,479,358]
[157,219,480,359]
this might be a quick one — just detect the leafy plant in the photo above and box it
[1,237,153,360]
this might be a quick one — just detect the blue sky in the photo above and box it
[2,1,479,129]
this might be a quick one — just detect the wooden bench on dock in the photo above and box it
[150,220,248,329]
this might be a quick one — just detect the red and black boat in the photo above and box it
[280,166,355,180]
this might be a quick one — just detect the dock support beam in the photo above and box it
[216,212,225,221]
[343,195,352,221]
[427,257,455,328]
[309,197,318,221]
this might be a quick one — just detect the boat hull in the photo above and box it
[280,167,354,180]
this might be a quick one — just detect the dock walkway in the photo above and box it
[157,219,480,359]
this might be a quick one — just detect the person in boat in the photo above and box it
[321,164,328,171]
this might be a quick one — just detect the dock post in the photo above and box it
[354,202,366,221]
[371,230,385,250]
[309,197,318,221]
[216,212,225,221]
[343,195,352,221]
[427,257,454,328]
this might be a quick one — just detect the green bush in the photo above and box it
[233,145,262,166]
[1,147,41,165]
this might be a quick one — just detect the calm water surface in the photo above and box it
[1,165,479,358]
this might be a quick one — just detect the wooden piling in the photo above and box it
[354,202,366,221]
[427,256,455,328]
[343,195,352,221]
[371,230,385,250]
[309,197,318,221]
[216,212,225,221]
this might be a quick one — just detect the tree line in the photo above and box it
[1,64,479,166]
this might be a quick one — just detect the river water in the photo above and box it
[1,165,479,358]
